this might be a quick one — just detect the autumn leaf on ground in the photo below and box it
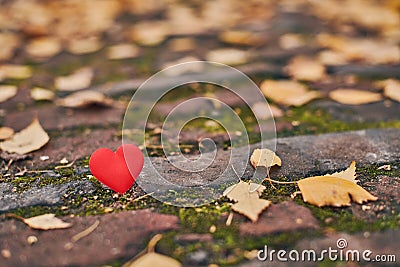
[285,56,326,82]
[0,127,14,140]
[56,91,113,108]
[250,148,281,168]
[324,161,358,183]
[205,48,248,65]
[123,234,182,267]
[260,80,321,106]
[376,79,400,103]
[329,89,382,105]
[223,181,271,222]
[54,67,94,91]
[0,117,49,154]
[297,176,377,207]
[7,213,72,230]
[30,87,55,101]
[0,64,32,79]
[0,85,17,103]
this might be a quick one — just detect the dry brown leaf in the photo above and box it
[251,102,283,120]
[219,30,263,46]
[0,33,21,61]
[125,252,182,267]
[0,117,49,154]
[56,90,112,108]
[26,37,62,59]
[23,214,72,230]
[107,44,140,60]
[297,176,377,207]
[285,56,326,82]
[316,34,400,64]
[0,127,14,140]
[55,67,94,91]
[0,64,32,79]
[317,50,348,65]
[0,85,18,103]
[260,80,321,106]
[279,33,305,50]
[325,161,358,184]
[67,37,103,55]
[223,181,271,222]
[129,21,169,46]
[30,87,55,101]
[250,148,281,168]
[205,48,248,65]
[376,79,400,103]
[329,89,382,105]
[168,38,195,52]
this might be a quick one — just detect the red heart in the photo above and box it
[89,144,144,193]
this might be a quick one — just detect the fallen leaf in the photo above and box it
[329,89,382,105]
[168,38,196,52]
[223,181,271,222]
[279,33,305,50]
[285,56,326,81]
[23,214,72,230]
[30,87,55,101]
[318,50,348,65]
[0,64,32,79]
[125,252,182,267]
[55,67,94,91]
[129,21,169,46]
[219,30,263,46]
[56,90,112,108]
[250,148,281,168]
[67,37,103,55]
[297,176,378,207]
[251,102,283,120]
[0,118,49,154]
[260,80,321,106]
[0,127,14,140]
[0,85,18,103]
[205,48,248,65]
[0,32,21,61]
[376,79,400,103]
[107,44,140,60]
[26,37,62,59]
[326,161,358,184]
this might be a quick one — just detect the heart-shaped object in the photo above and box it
[89,144,144,193]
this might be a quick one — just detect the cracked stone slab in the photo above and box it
[0,209,179,267]
[0,180,94,212]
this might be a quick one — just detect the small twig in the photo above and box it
[266,171,277,190]
[71,220,100,243]
[264,176,298,185]
[226,211,234,226]
[55,160,76,169]
[5,213,25,221]
[132,192,154,202]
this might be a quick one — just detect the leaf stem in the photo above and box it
[264,177,298,185]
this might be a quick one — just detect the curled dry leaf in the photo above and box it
[285,56,326,82]
[0,64,32,79]
[223,181,271,222]
[107,44,140,60]
[55,67,94,91]
[260,80,321,106]
[250,148,281,168]
[26,37,62,59]
[0,85,17,103]
[23,214,72,230]
[0,127,14,140]
[376,79,400,103]
[67,37,103,55]
[205,48,248,65]
[0,118,49,154]
[329,89,382,105]
[297,176,377,207]
[30,87,55,101]
[56,90,113,108]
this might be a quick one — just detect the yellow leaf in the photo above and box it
[0,127,14,140]
[205,48,248,65]
[250,148,281,168]
[223,181,271,222]
[329,89,382,105]
[54,67,94,92]
[285,56,326,82]
[56,91,113,108]
[0,85,17,103]
[260,80,321,106]
[23,214,72,230]
[0,118,49,155]
[30,87,55,101]
[377,79,400,103]
[324,161,358,184]
[297,176,377,207]
[124,252,182,267]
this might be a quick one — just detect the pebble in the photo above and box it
[1,249,11,259]
[27,235,38,245]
